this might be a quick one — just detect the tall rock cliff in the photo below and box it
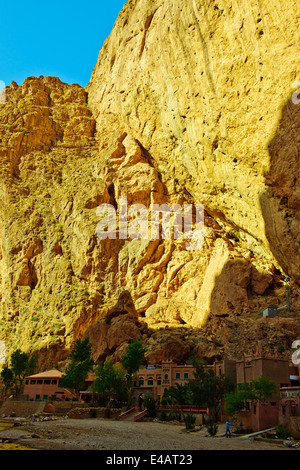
[0,0,300,368]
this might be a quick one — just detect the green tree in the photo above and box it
[161,384,193,423]
[60,338,94,399]
[92,359,127,406]
[189,362,233,421]
[10,349,37,397]
[224,385,253,420]
[250,375,278,402]
[121,339,147,378]
[163,383,193,405]
[1,366,14,396]
[225,375,278,422]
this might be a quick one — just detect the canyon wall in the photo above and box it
[0,0,300,368]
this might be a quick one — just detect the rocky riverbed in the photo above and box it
[0,417,293,451]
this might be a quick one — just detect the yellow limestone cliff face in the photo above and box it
[0,0,300,367]
[86,0,300,326]
[87,0,300,278]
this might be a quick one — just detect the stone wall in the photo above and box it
[284,417,300,439]
[0,400,91,418]
[279,406,300,439]
[0,400,45,417]
[67,406,122,420]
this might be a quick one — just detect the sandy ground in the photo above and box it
[0,418,292,451]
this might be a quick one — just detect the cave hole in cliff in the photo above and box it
[29,261,38,290]
[280,196,288,206]
[274,266,283,276]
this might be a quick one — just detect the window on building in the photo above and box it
[30,380,36,384]
[253,404,256,414]
[43,395,48,401]
[157,377,161,385]
[25,380,29,385]
[51,380,57,384]
[148,377,153,386]
[35,395,40,401]
[176,373,180,379]
[44,380,51,384]
[270,402,277,406]
[138,377,144,386]
[184,373,189,380]
[282,405,286,416]
[164,374,169,380]
[37,380,43,384]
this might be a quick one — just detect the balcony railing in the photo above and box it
[280,387,300,399]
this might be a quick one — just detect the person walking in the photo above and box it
[225,420,231,438]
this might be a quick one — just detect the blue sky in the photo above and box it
[0,0,126,89]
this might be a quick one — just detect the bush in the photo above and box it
[144,395,157,418]
[89,408,97,418]
[159,410,168,421]
[168,411,182,422]
[275,424,292,440]
[277,344,285,354]
[184,413,196,430]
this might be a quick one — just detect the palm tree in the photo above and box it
[164,383,193,405]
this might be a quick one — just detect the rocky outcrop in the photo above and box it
[0,76,98,362]
[0,0,299,367]
[82,291,150,362]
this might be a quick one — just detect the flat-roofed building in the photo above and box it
[232,356,300,432]
[24,369,73,401]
